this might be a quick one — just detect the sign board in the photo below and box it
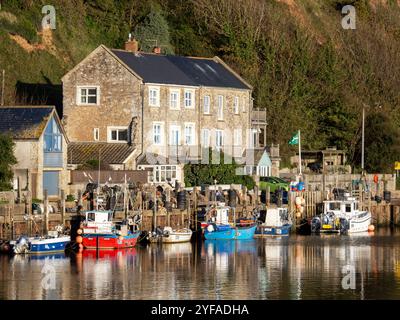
[395,162,400,170]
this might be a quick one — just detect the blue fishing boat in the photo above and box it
[12,230,70,254]
[203,204,256,240]
[255,207,292,237]
[204,223,256,240]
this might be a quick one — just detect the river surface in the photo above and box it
[1,228,400,300]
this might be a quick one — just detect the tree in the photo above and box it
[134,6,174,54]
[184,148,255,190]
[0,134,17,191]
[355,112,400,173]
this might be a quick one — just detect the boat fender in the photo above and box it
[76,236,83,244]
[207,224,214,233]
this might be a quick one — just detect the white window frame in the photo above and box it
[203,95,210,114]
[169,125,181,146]
[201,129,210,148]
[149,86,160,107]
[169,89,180,110]
[94,128,99,141]
[77,86,100,106]
[216,129,224,149]
[234,96,239,114]
[250,129,257,148]
[152,122,164,145]
[184,122,195,146]
[107,126,129,143]
[217,95,224,120]
[233,128,242,146]
[184,89,195,109]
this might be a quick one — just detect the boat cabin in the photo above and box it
[83,210,113,234]
[209,204,230,225]
[323,199,359,215]
[259,208,289,227]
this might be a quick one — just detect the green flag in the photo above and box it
[289,132,299,145]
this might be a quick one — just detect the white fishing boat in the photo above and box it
[311,194,372,234]
[149,226,193,243]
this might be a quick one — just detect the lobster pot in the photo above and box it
[384,191,391,203]
[228,189,237,207]
[177,191,187,210]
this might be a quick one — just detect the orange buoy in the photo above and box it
[76,235,83,244]
[77,228,83,235]
[368,224,375,232]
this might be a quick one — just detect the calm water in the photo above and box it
[1,229,400,300]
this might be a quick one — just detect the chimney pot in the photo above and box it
[125,38,138,53]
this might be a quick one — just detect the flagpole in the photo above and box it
[298,130,302,176]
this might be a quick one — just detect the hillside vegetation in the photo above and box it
[1,0,400,172]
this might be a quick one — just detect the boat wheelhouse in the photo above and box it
[311,196,371,234]
[81,210,140,250]
[255,207,292,237]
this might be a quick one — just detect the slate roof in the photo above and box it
[68,142,135,165]
[111,50,251,89]
[0,106,54,139]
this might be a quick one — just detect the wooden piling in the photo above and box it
[152,187,157,231]
[44,189,49,234]
[60,189,65,226]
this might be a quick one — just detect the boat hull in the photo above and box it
[254,224,291,237]
[82,232,139,250]
[29,236,71,254]
[204,225,256,240]
[161,231,192,243]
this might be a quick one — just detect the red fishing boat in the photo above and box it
[80,210,140,250]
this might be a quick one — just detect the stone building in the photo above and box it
[0,106,69,199]
[62,40,267,185]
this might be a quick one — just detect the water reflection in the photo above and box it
[1,229,400,300]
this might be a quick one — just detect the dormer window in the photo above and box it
[77,86,99,105]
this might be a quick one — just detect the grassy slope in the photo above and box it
[1,0,399,170]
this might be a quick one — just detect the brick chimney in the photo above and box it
[125,34,138,53]
[152,46,161,54]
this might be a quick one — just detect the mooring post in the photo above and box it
[26,190,32,236]
[254,186,259,206]
[44,189,49,234]
[266,186,270,206]
[193,187,198,231]
[152,187,157,231]
[60,189,65,226]
[205,186,210,208]
[77,190,82,207]
[17,177,21,204]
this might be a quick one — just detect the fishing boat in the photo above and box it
[12,230,70,254]
[310,194,372,234]
[80,210,140,250]
[255,207,292,237]
[203,204,256,240]
[149,226,193,243]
